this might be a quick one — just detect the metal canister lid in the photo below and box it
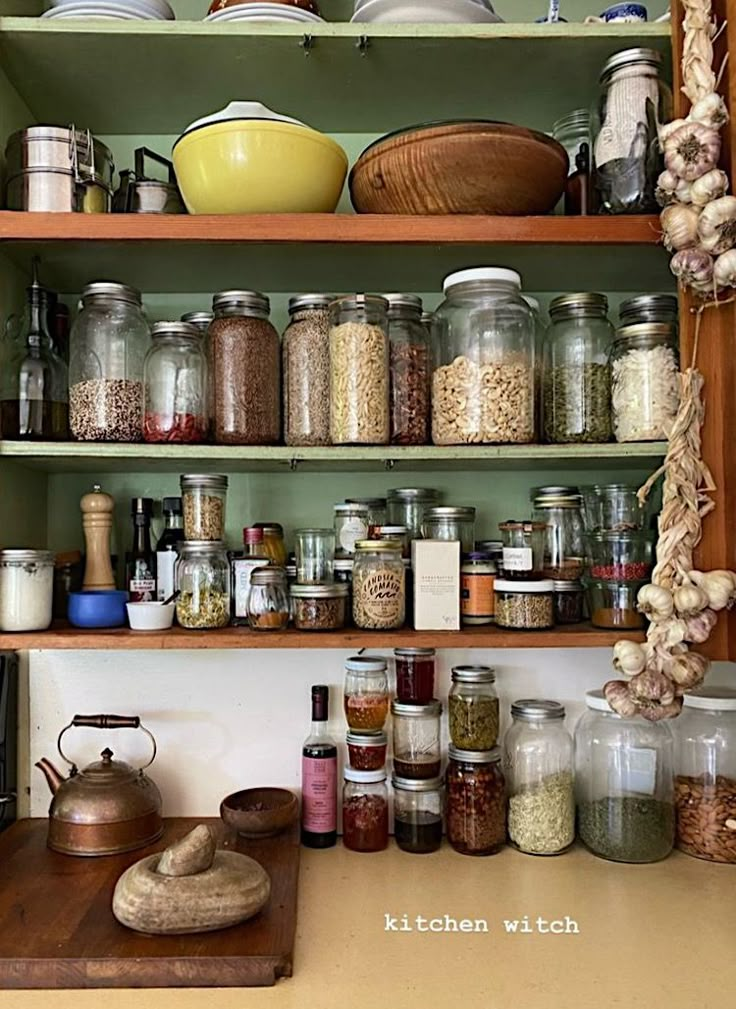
[532,485,581,498]
[448,745,501,764]
[251,566,287,585]
[345,497,387,509]
[330,294,388,311]
[391,700,442,717]
[347,731,387,746]
[290,583,348,598]
[614,322,676,348]
[178,540,227,554]
[394,647,436,657]
[511,699,566,721]
[600,47,662,82]
[392,775,443,792]
[0,548,54,564]
[180,474,228,491]
[354,540,402,553]
[152,321,199,340]
[425,506,476,519]
[619,294,678,324]
[212,290,270,315]
[181,311,213,329]
[553,580,583,592]
[334,502,370,514]
[499,520,547,531]
[388,487,439,502]
[384,293,423,314]
[81,281,141,306]
[288,294,333,313]
[451,665,495,683]
[549,292,608,320]
[345,655,387,673]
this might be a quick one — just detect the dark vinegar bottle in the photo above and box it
[301,684,337,849]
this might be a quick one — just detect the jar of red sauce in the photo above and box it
[346,731,387,771]
[342,768,389,852]
[394,647,436,703]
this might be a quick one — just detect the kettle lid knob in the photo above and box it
[101,747,114,763]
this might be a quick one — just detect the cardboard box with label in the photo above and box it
[412,539,461,630]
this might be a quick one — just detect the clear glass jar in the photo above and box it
[532,487,585,580]
[552,109,594,215]
[575,689,675,863]
[282,294,331,447]
[585,529,655,581]
[329,294,389,445]
[180,474,227,542]
[180,311,213,336]
[69,282,150,442]
[593,47,672,214]
[393,776,443,854]
[342,768,389,852]
[371,525,409,558]
[499,520,547,580]
[674,688,736,863]
[142,321,208,444]
[553,109,592,176]
[181,310,214,438]
[394,647,436,703]
[209,290,280,445]
[432,268,535,445]
[344,656,389,732]
[449,665,499,750]
[581,482,651,532]
[295,528,335,584]
[618,294,678,332]
[175,540,230,629]
[422,506,476,555]
[0,549,54,632]
[345,497,387,532]
[461,552,496,625]
[611,323,680,442]
[504,700,575,856]
[584,576,647,629]
[334,503,370,557]
[391,700,442,780]
[254,523,287,568]
[386,293,431,445]
[347,731,387,772]
[495,579,555,630]
[446,746,506,856]
[290,583,348,631]
[543,293,613,444]
[387,488,440,541]
[553,580,585,624]
[247,566,290,631]
[352,540,405,630]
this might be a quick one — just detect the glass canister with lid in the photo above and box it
[611,322,680,442]
[394,647,436,704]
[247,566,290,631]
[342,768,389,852]
[422,506,476,555]
[295,528,335,584]
[254,523,287,568]
[393,776,443,854]
[180,474,227,542]
[0,548,54,632]
[449,665,499,750]
[495,579,555,630]
[352,540,405,630]
[446,746,506,856]
[385,293,431,445]
[432,268,536,445]
[618,294,678,332]
[282,294,332,447]
[552,108,594,214]
[498,520,547,580]
[175,540,230,629]
[387,487,440,540]
[142,321,208,444]
[329,294,390,445]
[391,700,442,780]
[345,497,387,532]
[290,583,348,631]
[344,655,389,732]
[334,503,370,557]
[532,486,585,581]
[69,281,150,442]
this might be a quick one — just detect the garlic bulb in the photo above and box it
[690,93,730,130]
[630,669,676,707]
[661,204,701,252]
[670,247,714,289]
[659,117,689,146]
[637,584,675,622]
[683,608,718,643]
[690,569,736,610]
[713,249,736,289]
[673,583,710,616]
[664,123,721,181]
[665,650,710,689]
[603,680,638,718]
[612,640,648,677]
[698,196,736,254]
[656,170,680,207]
[640,698,683,722]
[690,169,729,207]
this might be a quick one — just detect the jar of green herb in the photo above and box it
[448,666,499,750]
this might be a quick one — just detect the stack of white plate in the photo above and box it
[351,0,502,22]
[43,0,175,18]
[205,3,324,22]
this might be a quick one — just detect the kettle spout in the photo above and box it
[35,758,66,795]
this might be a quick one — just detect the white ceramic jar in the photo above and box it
[0,549,54,631]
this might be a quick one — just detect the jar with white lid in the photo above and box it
[0,549,54,631]
[334,503,370,557]
[344,655,389,732]
[611,323,680,442]
[495,579,555,629]
[342,768,389,852]
[329,294,389,445]
[282,294,332,447]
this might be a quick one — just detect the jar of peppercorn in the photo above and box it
[344,655,389,732]
[446,745,506,856]
[394,647,436,704]
[391,700,442,780]
[393,776,444,854]
[342,768,389,852]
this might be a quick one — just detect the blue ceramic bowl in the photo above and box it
[600,3,647,21]
[68,590,129,629]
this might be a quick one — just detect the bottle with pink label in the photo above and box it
[301,684,337,849]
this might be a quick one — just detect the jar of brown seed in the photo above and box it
[283,295,332,447]
[329,295,389,445]
[385,293,431,445]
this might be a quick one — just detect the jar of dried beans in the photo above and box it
[175,541,230,629]
[391,700,442,780]
[393,776,443,854]
[385,293,431,445]
[342,768,389,852]
[532,486,585,581]
[210,290,280,445]
[394,647,436,704]
[344,655,389,732]
[352,540,405,630]
[282,294,331,447]
[449,666,499,750]
[446,746,506,856]
[346,731,387,772]
[611,323,679,442]
[180,474,227,542]
[329,294,389,445]
[142,322,208,443]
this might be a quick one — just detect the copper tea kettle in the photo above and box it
[36,714,163,857]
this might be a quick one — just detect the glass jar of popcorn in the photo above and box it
[329,295,389,445]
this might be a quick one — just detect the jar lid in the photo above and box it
[384,293,423,314]
[330,294,388,311]
[345,655,387,673]
[600,47,662,83]
[251,566,287,585]
[494,579,555,593]
[447,745,501,764]
[451,665,495,683]
[286,564,297,578]
[179,539,227,553]
[334,502,370,514]
[288,294,333,313]
[475,540,503,555]
[81,281,142,306]
[499,520,547,532]
[682,687,736,711]
[212,290,270,315]
[180,474,228,491]
[533,485,581,498]
[533,494,582,509]
[254,522,283,535]
[553,579,583,592]
[392,775,443,792]
[334,558,354,571]
[290,583,349,598]
[387,488,439,501]
[151,321,199,341]
[420,312,434,325]
[549,292,608,319]
[619,294,678,323]
[465,551,493,562]
[0,548,54,564]
[552,108,591,133]
[345,497,387,509]
[443,267,521,292]
[394,647,436,657]
[614,322,676,349]
[180,310,213,327]
[511,699,566,721]
[343,767,387,783]
[391,700,441,717]
[347,731,387,746]
[425,506,476,519]
[354,540,402,553]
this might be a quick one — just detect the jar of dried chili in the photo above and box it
[342,768,389,852]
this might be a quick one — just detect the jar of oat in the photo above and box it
[329,295,389,445]
[611,323,679,442]
[210,290,280,445]
[69,282,150,442]
[282,294,332,447]
[432,268,535,445]
[352,540,405,630]
[180,474,227,541]
[385,293,431,445]
[175,541,230,629]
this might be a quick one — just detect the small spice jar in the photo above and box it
[391,700,442,780]
[344,655,389,732]
[387,487,440,541]
[345,497,387,532]
[461,552,495,625]
[499,520,547,579]
[329,294,390,445]
[180,474,228,542]
[0,549,54,632]
[422,506,476,555]
[295,528,336,585]
[352,540,406,630]
[282,294,331,447]
[342,768,389,852]
[247,567,290,631]
[290,583,348,631]
[532,486,585,580]
[334,503,370,557]
[582,482,650,533]
[495,579,555,630]
[585,530,655,581]
[175,541,230,629]
[584,577,646,629]
[553,580,585,624]
[346,731,387,772]
[611,323,680,442]
[449,665,499,750]
[385,292,431,445]
[142,321,208,444]
[446,746,506,856]
[393,776,444,854]
[394,647,436,704]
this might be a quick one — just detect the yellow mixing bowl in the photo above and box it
[173,119,348,215]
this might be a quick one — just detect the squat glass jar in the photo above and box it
[499,520,547,579]
[449,665,499,750]
[0,549,54,632]
[290,583,348,631]
[446,746,506,856]
[247,567,290,631]
[495,579,555,630]
[611,323,680,442]
[394,647,436,704]
[175,541,230,629]
[180,474,227,542]
[342,768,389,852]
[344,656,389,732]
[391,700,442,780]
[532,486,585,581]
[142,322,208,444]
[282,294,331,447]
[422,506,476,555]
[393,776,444,854]
[352,541,405,630]
[387,487,440,541]
[329,295,389,445]
[295,528,335,584]
[386,293,431,445]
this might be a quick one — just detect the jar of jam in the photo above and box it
[342,768,389,852]
[391,700,442,779]
[394,647,436,703]
[446,745,506,856]
[393,776,443,854]
[344,655,389,732]
[346,731,387,771]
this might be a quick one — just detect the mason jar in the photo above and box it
[142,322,208,443]
[181,310,214,437]
[393,776,443,854]
[611,323,680,442]
[345,497,387,532]
[387,487,440,540]
[352,540,405,630]
[394,647,436,704]
[253,523,287,568]
[422,506,476,554]
[446,746,506,856]
[618,294,678,332]
[329,294,389,445]
[344,655,389,732]
[461,552,496,625]
[0,549,54,632]
[449,665,499,750]
[385,293,431,445]
[282,294,331,447]
[175,540,230,629]
[391,700,442,780]
[247,566,290,631]
[342,768,389,852]
[180,474,228,542]
[334,503,370,557]
[532,486,585,581]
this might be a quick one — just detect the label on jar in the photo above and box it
[339,517,368,555]
[461,572,495,618]
[355,567,405,627]
[232,558,270,618]
[611,746,657,796]
[156,550,177,602]
[301,755,337,833]
[502,547,533,573]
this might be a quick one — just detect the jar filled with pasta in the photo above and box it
[329,295,389,445]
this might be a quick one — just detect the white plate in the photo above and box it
[43,2,161,18]
[351,0,503,21]
[51,0,174,16]
[43,8,158,18]
[205,5,324,22]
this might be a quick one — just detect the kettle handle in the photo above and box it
[57,716,157,772]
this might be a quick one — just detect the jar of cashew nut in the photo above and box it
[329,295,390,445]
[432,268,536,445]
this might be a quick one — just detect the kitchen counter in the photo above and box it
[0,841,733,1009]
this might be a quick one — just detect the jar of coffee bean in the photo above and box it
[446,746,506,856]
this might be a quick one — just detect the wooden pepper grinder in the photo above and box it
[81,484,116,591]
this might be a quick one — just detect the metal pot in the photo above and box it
[113,148,185,214]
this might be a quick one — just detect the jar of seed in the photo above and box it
[175,541,230,629]
[446,746,506,856]
[495,579,555,630]
[282,294,332,447]
[352,540,406,630]
[290,583,348,631]
[449,666,499,750]
[385,293,431,445]
[180,474,228,541]
[329,295,389,445]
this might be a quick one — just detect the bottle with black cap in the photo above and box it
[156,497,184,602]
[126,497,156,602]
[301,684,337,849]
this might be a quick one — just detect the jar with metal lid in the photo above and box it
[461,553,495,625]
[342,768,389,852]
[175,541,230,629]
[618,294,678,332]
[295,528,335,584]
[142,322,208,444]
[345,497,387,531]
[334,557,354,585]
[210,290,280,445]
[499,520,547,580]
[446,746,506,856]
[290,583,348,631]
[552,109,594,214]
[334,503,370,557]
[371,525,409,558]
[543,293,613,444]
[553,580,585,624]
[253,523,287,567]
[344,655,389,732]
[393,776,443,854]
[422,506,476,555]
[247,566,290,631]
[575,689,675,863]
[495,579,555,629]
[674,688,736,863]
[385,293,431,445]
[504,700,575,856]
[329,294,389,445]
[432,268,536,445]
[394,647,436,704]
[347,731,387,772]
[352,540,405,630]
[180,474,227,541]
[0,548,54,632]
[593,47,672,214]
[611,323,680,442]
[282,294,332,447]
[181,310,214,438]
[180,311,213,335]
[532,487,585,580]
[69,282,150,442]
[391,700,442,780]
[387,487,440,540]
[449,665,499,750]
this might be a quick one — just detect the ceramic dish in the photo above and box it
[205,4,324,20]
[351,0,503,22]
[220,788,299,839]
[68,590,128,629]
[209,0,320,14]
[126,602,176,631]
[43,4,161,19]
[50,0,174,15]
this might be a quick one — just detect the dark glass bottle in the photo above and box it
[126,497,156,602]
[156,497,184,602]
[301,684,337,849]
[565,142,595,216]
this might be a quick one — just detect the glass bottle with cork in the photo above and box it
[301,684,337,849]
[156,497,184,602]
[126,497,156,602]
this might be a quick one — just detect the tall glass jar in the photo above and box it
[209,290,280,445]
[422,506,475,555]
[532,486,585,581]
[387,488,439,541]
[181,310,214,438]
[674,688,736,863]
[295,528,335,584]
[391,700,442,780]
[175,540,230,629]
[247,566,290,631]
[504,699,575,856]
[254,523,287,567]
[69,282,150,442]
[394,646,436,704]
[352,540,405,630]
[344,655,389,732]
[543,293,613,444]
[282,294,331,447]
[611,323,680,442]
[449,665,499,750]
[593,47,672,214]
[342,768,389,852]
[575,689,675,863]
[393,776,443,854]
[432,268,535,445]
[446,746,506,856]
[345,497,387,531]
[180,474,227,542]
[385,293,431,445]
[329,294,389,445]
[142,322,208,443]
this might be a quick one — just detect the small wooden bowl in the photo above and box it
[220,788,299,839]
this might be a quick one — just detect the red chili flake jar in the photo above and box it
[142,322,208,444]
[342,768,389,852]
[346,731,388,771]
[344,656,389,732]
[585,531,654,582]
[394,646,436,704]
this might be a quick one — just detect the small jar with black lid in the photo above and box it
[393,775,443,854]
[553,579,585,624]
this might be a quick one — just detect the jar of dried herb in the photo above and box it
[175,540,230,629]
[495,579,555,630]
[449,666,499,750]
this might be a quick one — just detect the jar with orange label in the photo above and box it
[461,552,496,625]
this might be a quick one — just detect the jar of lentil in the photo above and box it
[391,700,442,780]
[247,566,290,631]
[282,294,331,447]
[344,655,389,732]
[175,541,230,629]
[346,731,387,772]
[504,700,575,856]
[393,776,443,854]
[498,520,547,580]
[394,647,436,704]
[446,746,506,856]
[532,486,585,581]
[495,579,555,630]
[449,666,499,750]
[385,293,431,445]
[142,321,208,444]
[342,768,389,852]
[295,528,335,584]
[180,474,228,542]
[334,503,370,557]
[329,294,389,445]
[253,523,287,568]
[352,540,405,630]
[553,580,585,624]
[611,323,680,442]
[210,290,280,445]
[461,552,495,625]
[290,583,348,631]
[422,506,476,555]
[387,487,440,541]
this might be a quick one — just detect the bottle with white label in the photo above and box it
[231,527,271,625]
[125,497,156,603]
[301,684,337,849]
[156,497,184,602]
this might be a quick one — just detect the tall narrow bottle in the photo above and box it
[156,497,184,601]
[126,497,156,602]
[301,684,337,848]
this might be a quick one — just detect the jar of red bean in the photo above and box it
[342,768,389,852]
[344,655,389,732]
[346,731,387,771]
[394,647,436,704]
[446,745,506,856]
[391,700,442,779]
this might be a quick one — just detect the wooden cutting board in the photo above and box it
[0,817,300,989]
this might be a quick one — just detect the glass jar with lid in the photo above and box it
[611,323,680,442]
[499,520,547,579]
[329,294,389,445]
[552,109,594,215]
[253,523,287,567]
[352,540,405,630]
[342,768,389,852]
[175,541,230,629]
[209,290,280,445]
[371,525,410,558]
[69,281,150,442]
[543,293,613,444]
[575,689,675,863]
[344,655,389,732]
[532,486,585,580]
[290,583,348,631]
[181,310,214,438]
[422,506,476,555]
[393,776,443,854]
[345,497,387,531]
[394,647,436,703]
[432,268,535,445]
[180,311,213,336]
[674,688,736,863]
[385,293,431,445]
[180,474,227,542]
[495,579,555,630]
[282,294,331,447]
[347,731,387,771]
[618,294,678,332]
[247,566,290,631]
[387,488,440,541]
[391,700,442,780]
[295,528,335,584]
[334,503,370,557]
[0,548,54,632]
[504,699,575,856]
[446,746,506,856]
[582,482,650,532]
[553,109,592,175]
[449,665,499,750]
[142,321,208,444]
[553,580,585,624]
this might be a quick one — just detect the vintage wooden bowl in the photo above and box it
[349,120,568,216]
[220,788,299,839]
[208,0,321,15]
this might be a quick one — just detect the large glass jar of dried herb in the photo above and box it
[543,293,613,444]
[449,666,499,750]
[575,689,675,863]
[175,540,230,629]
